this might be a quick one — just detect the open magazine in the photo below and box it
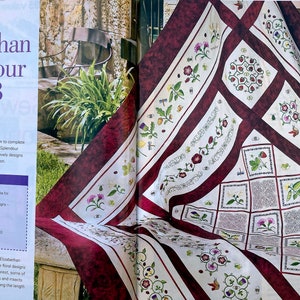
[34,0,300,299]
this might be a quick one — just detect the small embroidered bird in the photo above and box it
[289,125,299,137]
[234,1,243,10]
[208,278,220,290]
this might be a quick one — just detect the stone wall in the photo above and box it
[39,0,131,76]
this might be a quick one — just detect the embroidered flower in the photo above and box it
[222,119,228,127]
[86,194,105,211]
[178,172,187,178]
[191,153,202,164]
[257,217,276,233]
[280,100,299,125]
[87,194,104,203]
[141,279,151,289]
[198,247,229,275]
[139,122,149,131]
[194,41,210,59]
[183,65,193,76]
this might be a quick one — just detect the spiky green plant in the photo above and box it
[43,63,133,151]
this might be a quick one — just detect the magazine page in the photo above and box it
[0,0,39,299]
[36,1,300,299]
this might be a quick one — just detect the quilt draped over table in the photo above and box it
[36,0,300,299]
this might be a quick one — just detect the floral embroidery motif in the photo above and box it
[195,41,210,59]
[279,100,300,137]
[223,273,250,299]
[138,22,221,156]
[125,246,173,299]
[228,55,264,93]
[140,122,158,139]
[85,184,126,212]
[263,9,300,64]
[280,100,299,125]
[160,115,229,192]
[183,64,200,83]
[256,217,276,233]
[197,247,230,275]
[86,193,105,211]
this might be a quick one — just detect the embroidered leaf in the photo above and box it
[226,199,235,205]
[169,90,174,102]
[166,105,172,116]
[140,132,149,137]
[291,261,300,266]
[174,81,182,91]
[108,189,117,197]
[177,89,184,97]
[201,213,207,220]
[193,63,199,74]
[156,107,165,117]
[150,121,155,132]
[249,157,260,171]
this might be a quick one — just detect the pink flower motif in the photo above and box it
[293,112,299,121]
[222,119,228,128]
[257,218,265,227]
[207,262,217,271]
[178,172,187,178]
[86,194,105,211]
[283,115,291,123]
[210,248,221,256]
[87,194,103,203]
[217,256,227,265]
[281,104,288,112]
[194,42,201,52]
[200,254,210,262]
[290,101,297,110]
[141,279,151,289]
[183,65,193,76]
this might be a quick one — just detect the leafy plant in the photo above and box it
[43,63,134,151]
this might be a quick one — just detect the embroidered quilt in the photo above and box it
[36,0,300,299]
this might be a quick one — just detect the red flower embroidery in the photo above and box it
[191,153,202,164]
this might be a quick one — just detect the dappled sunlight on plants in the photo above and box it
[43,63,134,152]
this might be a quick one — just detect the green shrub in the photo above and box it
[43,63,134,151]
